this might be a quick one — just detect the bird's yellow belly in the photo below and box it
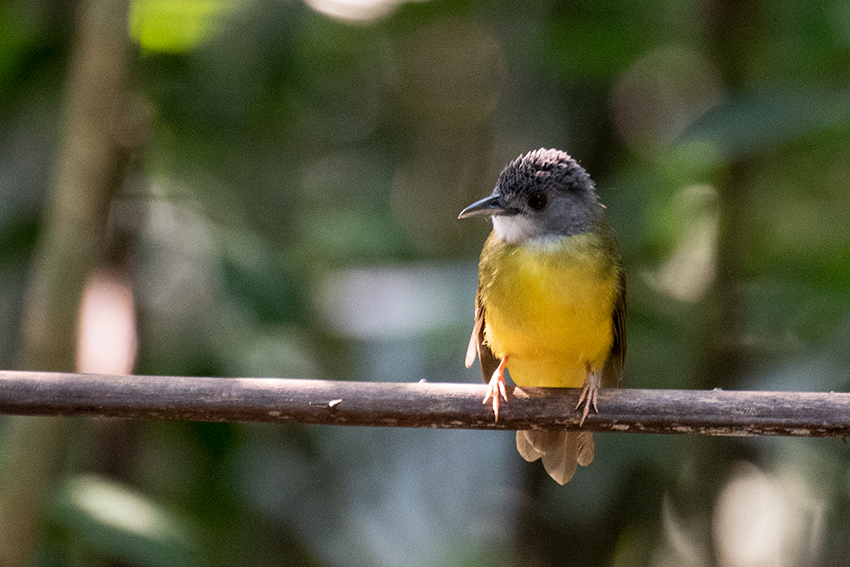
[481,235,619,388]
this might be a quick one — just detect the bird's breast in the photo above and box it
[479,232,620,388]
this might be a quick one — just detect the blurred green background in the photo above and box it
[2,0,850,565]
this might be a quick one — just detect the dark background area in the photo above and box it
[1,0,850,565]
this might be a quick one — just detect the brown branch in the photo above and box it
[17,0,130,372]
[0,370,848,437]
[0,1,132,565]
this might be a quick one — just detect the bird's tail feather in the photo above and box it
[515,430,595,485]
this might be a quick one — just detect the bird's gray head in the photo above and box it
[458,149,602,244]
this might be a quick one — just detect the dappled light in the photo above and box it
[2,0,850,565]
[642,184,718,303]
[129,0,243,53]
[303,0,418,23]
[611,45,723,154]
[76,269,138,375]
[53,475,201,565]
[713,462,825,567]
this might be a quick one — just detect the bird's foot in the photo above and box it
[576,365,601,427]
[483,356,509,421]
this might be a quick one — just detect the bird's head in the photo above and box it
[458,149,602,244]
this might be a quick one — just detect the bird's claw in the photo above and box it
[576,368,600,427]
[483,357,509,421]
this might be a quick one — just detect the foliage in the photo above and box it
[2,0,850,565]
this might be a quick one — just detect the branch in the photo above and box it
[0,1,131,564]
[0,371,848,437]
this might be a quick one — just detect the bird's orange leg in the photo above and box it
[483,356,509,421]
[576,363,600,427]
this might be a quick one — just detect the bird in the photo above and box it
[458,148,626,485]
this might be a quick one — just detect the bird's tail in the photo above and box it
[515,430,594,485]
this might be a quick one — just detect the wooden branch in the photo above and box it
[1,1,132,564]
[1,370,848,437]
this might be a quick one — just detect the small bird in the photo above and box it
[458,148,626,485]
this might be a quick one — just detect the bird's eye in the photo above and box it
[527,191,548,211]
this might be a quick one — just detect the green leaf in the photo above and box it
[50,475,203,567]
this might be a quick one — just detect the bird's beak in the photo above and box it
[458,194,509,219]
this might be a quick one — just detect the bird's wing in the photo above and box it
[465,287,501,382]
[602,268,627,388]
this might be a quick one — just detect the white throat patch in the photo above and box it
[492,215,539,244]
